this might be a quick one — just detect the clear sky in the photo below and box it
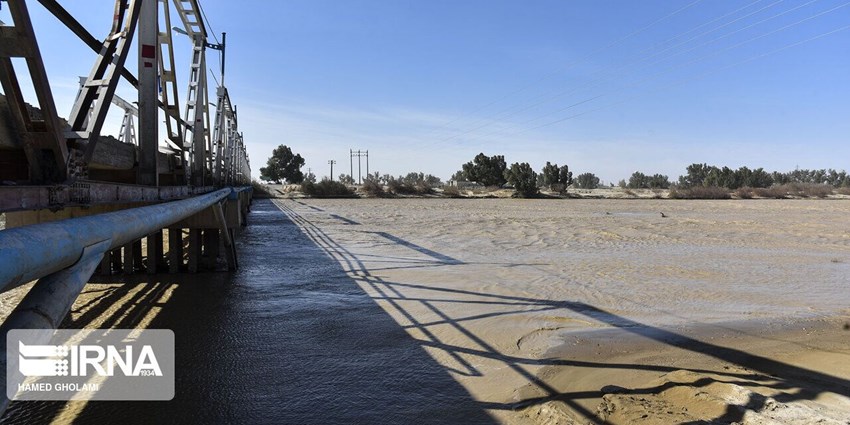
[7,0,850,184]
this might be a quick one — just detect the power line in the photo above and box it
[451,0,847,146]
[197,0,220,45]
[489,22,850,140]
[472,0,833,141]
[197,0,224,83]
[420,0,706,140]
[431,0,785,147]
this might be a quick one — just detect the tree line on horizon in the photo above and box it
[258,145,849,198]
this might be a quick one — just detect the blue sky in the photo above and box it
[6,0,850,183]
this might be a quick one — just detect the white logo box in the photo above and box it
[7,329,174,401]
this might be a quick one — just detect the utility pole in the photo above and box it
[328,160,336,181]
[350,149,353,184]
[349,149,369,184]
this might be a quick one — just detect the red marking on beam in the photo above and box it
[141,44,156,58]
[144,62,153,68]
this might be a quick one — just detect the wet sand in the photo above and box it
[1,198,849,424]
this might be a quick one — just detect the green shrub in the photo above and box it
[668,186,730,199]
[301,180,356,198]
[385,172,437,195]
[753,183,833,199]
[753,186,787,199]
[735,187,754,199]
[361,176,388,197]
[442,186,463,198]
[784,183,832,198]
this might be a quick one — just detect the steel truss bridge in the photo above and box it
[0,0,254,413]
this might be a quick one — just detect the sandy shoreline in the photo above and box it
[514,316,850,424]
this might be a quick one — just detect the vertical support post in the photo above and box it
[350,149,353,182]
[110,248,122,271]
[168,227,182,273]
[212,201,237,270]
[189,41,207,186]
[99,250,112,275]
[133,239,143,271]
[123,241,135,274]
[137,0,159,185]
[188,229,201,273]
[146,230,162,274]
[203,229,219,269]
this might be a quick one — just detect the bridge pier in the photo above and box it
[168,227,183,273]
[146,230,163,274]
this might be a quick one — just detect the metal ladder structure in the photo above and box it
[115,94,139,146]
[66,0,142,168]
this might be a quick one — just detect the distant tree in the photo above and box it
[362,172,387,197]
[259,145,305,184]
[704,166,735,188]
[451,170,468,182]
[678,163,715,188]
[364,171,381,182]
[558,165,573,188]
[742,167,773,188]
[425,174,442,186]
[540,162,573,193]
[630,172,669,189]
[385,172,439,195]
[402,172,430,193]
[575,172,600,189]
[462,153,507,187]
[617,179,627,188]
[627,171,648,189]
[505,162,538,197]
[647,174,670,189]
[541,162,560,189]
[771,171,791,186]
[338,174,355,185]
[304,171,317,183]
